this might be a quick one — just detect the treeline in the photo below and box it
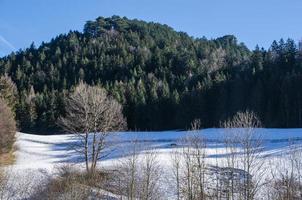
[0,16,301,132]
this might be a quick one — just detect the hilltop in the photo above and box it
[0,16,301,133]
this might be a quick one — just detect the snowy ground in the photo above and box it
[14,128,302,168]
[7,128,302,199]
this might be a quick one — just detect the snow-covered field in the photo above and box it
[14,128,302,169]
[6,128,302,199]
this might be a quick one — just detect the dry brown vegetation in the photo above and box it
[0,74,18,113]
[0,148,16,166]
[31,165,113,200]
[0,98,16,156]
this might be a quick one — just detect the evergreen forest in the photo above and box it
[1,16,301,133]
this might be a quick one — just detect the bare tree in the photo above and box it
[175,119,208,200]
[190,120,207,200]
[58,82,127,173]
[0,98,16,155]
[181,136,195,200]
[0,74,18,113]
[268,141,302,200]
[171,147,181,200]
[115,140,163,200]
[200,48,227,73]
[222,111,265,200]
[115,140,140,200]
[138,149,162,200]
[222,122,240,200]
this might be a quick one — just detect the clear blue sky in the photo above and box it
[0,0,302,57]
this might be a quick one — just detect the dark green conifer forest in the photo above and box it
[1,16,302,133]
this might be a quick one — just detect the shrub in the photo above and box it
[31,165,111,200]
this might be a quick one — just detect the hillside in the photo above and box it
[0,16,301,132]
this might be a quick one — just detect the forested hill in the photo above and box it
[0,16,301,133]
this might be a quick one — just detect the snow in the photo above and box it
[14,133,77,170]
[12,128,302,172]
[6,128,302,199]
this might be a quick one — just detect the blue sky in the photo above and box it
[0,0,302,57]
